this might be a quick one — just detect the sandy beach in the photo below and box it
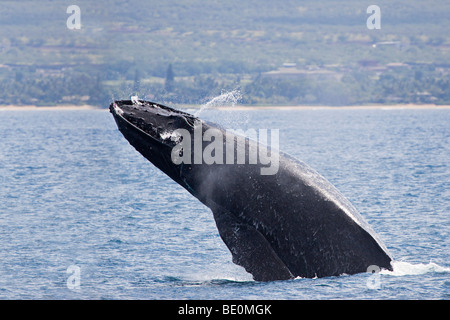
[1,104,449,111]
[210,104,450,111]
[0,104,101,111]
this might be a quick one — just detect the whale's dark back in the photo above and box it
[178,134,393,279]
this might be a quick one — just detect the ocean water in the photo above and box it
[0,107,449,300]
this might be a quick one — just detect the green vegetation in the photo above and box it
[1,0,449,107]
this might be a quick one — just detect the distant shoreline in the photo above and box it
[0,104,102,111]
[205,104,450,111]
[1,104,450,111]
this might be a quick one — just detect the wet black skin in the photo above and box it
[110,100,393,281]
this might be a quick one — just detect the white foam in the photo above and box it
[112,103,124,115]
[159,130,183,143]
[159,131,173,140]
[182,268,254,283]
[131,95,142,105]
[381,261,450,276]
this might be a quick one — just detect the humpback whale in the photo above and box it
[110,99,393,281]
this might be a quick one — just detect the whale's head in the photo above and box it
[109,100,198,184]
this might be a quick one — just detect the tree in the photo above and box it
[165,64,175,92]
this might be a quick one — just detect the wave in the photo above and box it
[381,261,450,276]
[157,274,255,288]
[183,271,254,284]
[158,260,449,286]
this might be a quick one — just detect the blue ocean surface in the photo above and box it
[0,106,449,299]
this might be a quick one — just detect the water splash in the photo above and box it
[381,261,450,276]
[194,89,242,116]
